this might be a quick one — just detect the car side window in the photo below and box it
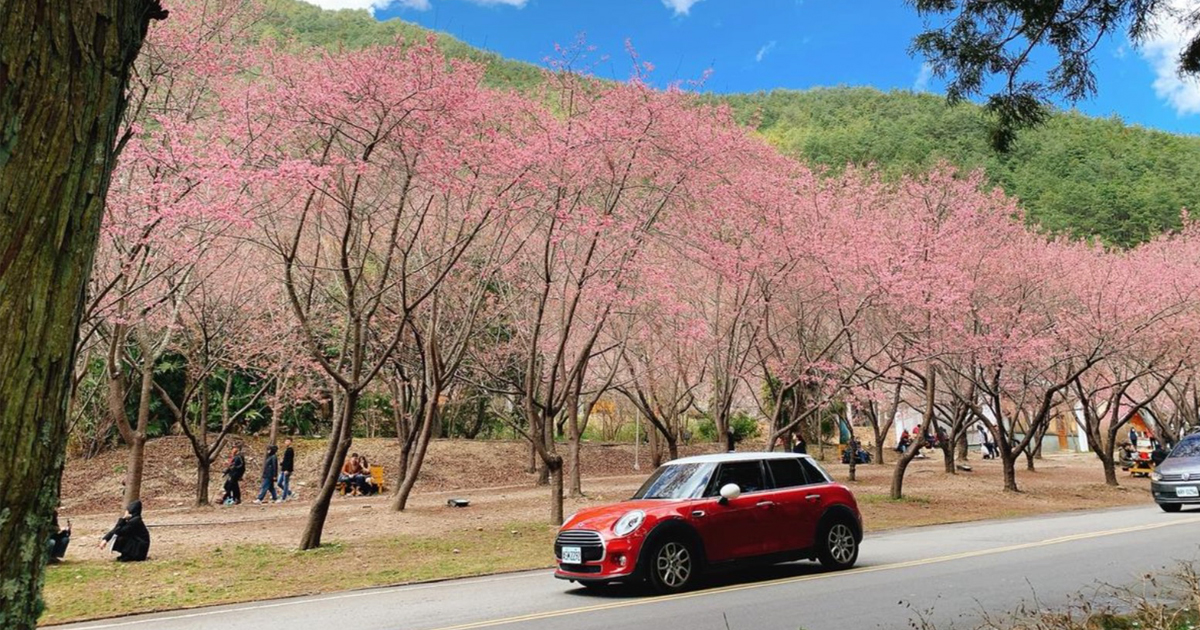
[798,458,831,485]
[766,458,808,489]
[709,461,768,495]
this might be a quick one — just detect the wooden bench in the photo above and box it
[337,465,386,496]
[369,465,386,493]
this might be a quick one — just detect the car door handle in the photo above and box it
[756,501,776,508]
[691,510,706,518]
[805,494,821,501]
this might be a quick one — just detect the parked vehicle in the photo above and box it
[1151,435,1200,512]
[554,452,863,593]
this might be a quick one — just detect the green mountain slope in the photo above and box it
[722,89,1200,245]
[259,0,1200,246]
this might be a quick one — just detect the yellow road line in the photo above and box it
[427,515,1200,630]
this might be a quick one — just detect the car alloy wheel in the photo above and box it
[818,520,859,570]
[655,541,692,589]
[828,523,856,565]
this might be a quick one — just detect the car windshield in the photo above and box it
[1170,437,1200,458]
[631,463,716,500]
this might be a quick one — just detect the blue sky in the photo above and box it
[306,0,1200,136]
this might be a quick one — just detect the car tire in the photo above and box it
[645,538,697,594]
[817,519,859,570]
[1159,503,1183,513]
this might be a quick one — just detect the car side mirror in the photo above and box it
[718,483,741,505]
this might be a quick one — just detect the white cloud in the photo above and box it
[913,62,933,92]
[662,0,703,16]
[1138,0,1200,116]
[296,0,527,13]
[755,40,776,63]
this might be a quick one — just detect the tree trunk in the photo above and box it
[649,416,663,468]
[942,441,956,474]
[1100,452,1118,486]
[300,389,357,549]
[0,2,162,626]
[527,435,537,474]
[196,458,211,506]
[318,391,345,483]
[1001,453,1019,492]
[463,397,485,439]
[1024,447,1036,471]
[891,367,936,500]
[537,413,551,486]
[123,353,156,506]
[107,355,133,445]
[665,432,679,461]
[548,456,564,524]
[568,410,583,498]
[268,405,279,447]
[195,381,211,506]
[393,383,439,512]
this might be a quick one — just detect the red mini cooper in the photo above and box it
[555,452,862,593]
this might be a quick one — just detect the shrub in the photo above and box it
[696,413,761,443]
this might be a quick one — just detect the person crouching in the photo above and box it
[100,500,150,562]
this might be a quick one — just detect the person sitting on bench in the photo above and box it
[340,454,368,496]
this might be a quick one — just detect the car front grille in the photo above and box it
[1158,473,1195,482]
[559,563,602,573]
[555,529,604,562]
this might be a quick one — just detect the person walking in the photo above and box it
[791,433,807,454]
[221,445,245,505]
[99,500,150,562]
[255,444,279,504]
[278,438,295,501]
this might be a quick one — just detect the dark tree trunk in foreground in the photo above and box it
[0,2,164,627]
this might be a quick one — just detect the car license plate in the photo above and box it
[561,546,582,564]
[1177,486,1199,498]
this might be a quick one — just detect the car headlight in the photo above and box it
[613,510,645,537]
[1151,471,1163,481]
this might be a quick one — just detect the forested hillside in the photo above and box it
[722,90,1200,246]
[260,0,1200,245]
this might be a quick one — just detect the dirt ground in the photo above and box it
[60,436,1153,563]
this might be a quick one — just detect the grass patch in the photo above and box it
[857,493,932,505]
[40,521,556,626]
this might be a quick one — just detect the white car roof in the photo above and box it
[667,451,809,465]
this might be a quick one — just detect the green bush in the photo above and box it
[696,413,761,443]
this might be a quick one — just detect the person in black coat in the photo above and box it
[255,444,279,504]
[221,445,245,505]
[278,438,295,501]
[46,510,71,563]
[100,500,150,562]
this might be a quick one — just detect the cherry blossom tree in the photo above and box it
[240,40,532,548]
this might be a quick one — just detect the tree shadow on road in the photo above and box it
[563,560,836,599]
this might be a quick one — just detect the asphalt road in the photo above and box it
[58,505,1200,630]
